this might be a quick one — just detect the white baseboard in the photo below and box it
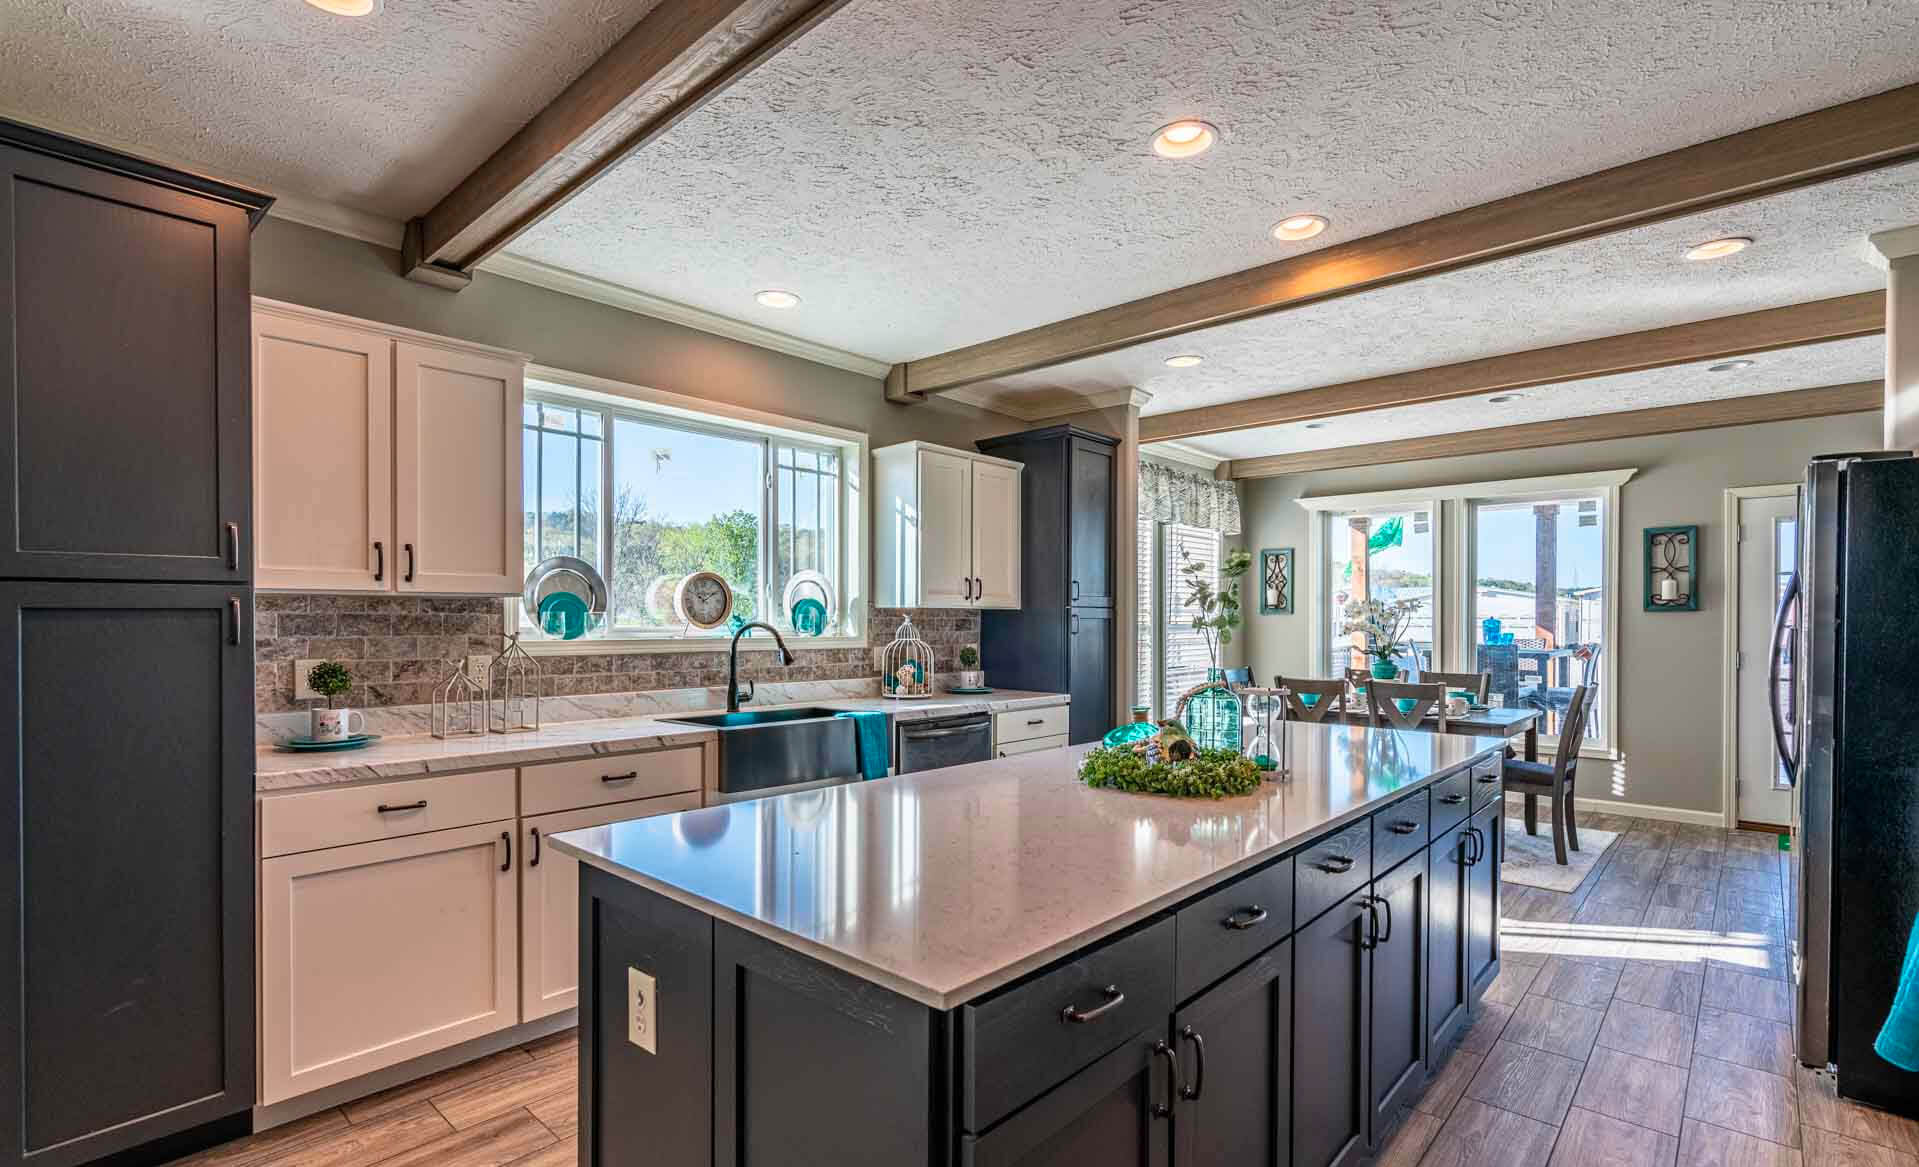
[1503,793,1726,829]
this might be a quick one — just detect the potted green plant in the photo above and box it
[305,660,364,742]
[1179,546,1253,751]
[956,644,983,690]
[1339,597,1425,680]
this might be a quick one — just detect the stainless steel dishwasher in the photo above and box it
[894,712,993,774]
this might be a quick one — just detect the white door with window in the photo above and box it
[1735,491,1798,828]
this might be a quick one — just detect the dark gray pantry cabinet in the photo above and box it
[576,751,1506,1167]
[0,120,265,1166]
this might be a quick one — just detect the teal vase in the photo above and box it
[1103,705,1160,750]
[1186,668,1243,753]
[1369,657,1399,680]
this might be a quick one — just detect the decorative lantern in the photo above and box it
[879,616,933,698]
[1179,669,1243,753]
[431,658,486,739]
[485,632,542,733]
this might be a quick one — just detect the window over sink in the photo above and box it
[513,369,865,651]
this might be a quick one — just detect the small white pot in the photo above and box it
[957,670,984,689]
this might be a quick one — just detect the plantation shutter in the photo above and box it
[1136,510,1157,716]
[1163,524,1220,709]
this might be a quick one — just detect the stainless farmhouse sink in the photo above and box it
[660,707,861,797]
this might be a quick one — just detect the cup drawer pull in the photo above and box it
[1061,985,1125,1024]
[1388,820,1421,835]
[376,800,427,814]
[602,771,638,783]
[1222,905,1269,931]
[1314,855,1356,874]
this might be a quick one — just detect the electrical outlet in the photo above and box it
[467,654,494,682]
[627,967,656,1054]
[292,659,322,701]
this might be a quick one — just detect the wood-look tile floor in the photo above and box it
[174,807,1919,1167]
[1390,803,1919,1167]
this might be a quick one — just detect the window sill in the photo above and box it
[518,633,866,657]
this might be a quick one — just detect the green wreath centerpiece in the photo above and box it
[1079,718,1262,799]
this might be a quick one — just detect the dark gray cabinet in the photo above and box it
[0,122,264,584]
[1465,802,1503,995]
[961,1033,1172,1167]
[1292,897,1373,1167]
[1428,821,1471,1054]
[1369,855,1429,1134]
[1172,940,1292,1166]
[0,582,254,1166]
[978,426,1119,743]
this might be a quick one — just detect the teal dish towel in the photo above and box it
[1876,911,1919,1072]
[836,711,890,780]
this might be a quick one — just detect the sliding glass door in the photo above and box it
[1320,506,1436,675]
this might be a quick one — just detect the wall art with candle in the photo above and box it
[1644,525,1699,611]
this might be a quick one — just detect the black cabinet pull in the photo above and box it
[1476,772,1499,784]
[974,576,982,600]
[1151,1040,1181,1118]
[1438,792,1467,805]
[499,831,512,872]
[602,771,638,783]
[376,800,427,814]
[1361,897,1380,950]
[405,543,416,583]
[530,827,541,867]
[1221,905,1268,931]
[962,577,972,601]
[1070,612,1080,635]
[1178,1025,1207,1100]
[373,540,384,581]
[1315,855,1356,874]
[1072,579,1080,601]
[1388,820,1421,835]
[228,597,242,645]
[1376,892,1394,944]
[1026,718,1045,727]
[1061,985,1125,1024]
[1463,827,1483,866]
[226,522,240,571]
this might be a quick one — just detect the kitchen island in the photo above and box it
[552,722,1508,1167]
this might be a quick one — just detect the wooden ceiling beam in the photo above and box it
[887,83,1919,400]
[403,0,850,287]
[1137,292,1884,443]
[1223,380,1882,480]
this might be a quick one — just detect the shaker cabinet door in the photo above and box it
[1173,939,1292,1167]
[393,341,523,595]
[253,311,393,591]
[0,145,252,582]
[1067,438,1114,609]
[1370,853,1429,1135]
[971,458,1023,608]
[1465,803,1503,996]
[960,1033,1171,1167]
[918,449,974,607]
[1428,822,1471,1054]
[1067,608,1113,744]
[1293,898,1373,1167]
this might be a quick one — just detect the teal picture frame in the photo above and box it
[1644,525,1699,611]
[1259,547,1294,614]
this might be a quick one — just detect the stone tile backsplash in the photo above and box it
[254,594,979,714]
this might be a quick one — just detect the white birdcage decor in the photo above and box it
[431,659,487,739]
[485,632,543,733]
[879,616,934,699]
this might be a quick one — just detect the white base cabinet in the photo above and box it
[873,441,1022,609]
[259,821,518,1105]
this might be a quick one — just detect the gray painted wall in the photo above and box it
[1234,410,1881,816]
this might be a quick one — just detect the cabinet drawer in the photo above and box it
[962,916,1174,1133]
[1469,756,1505,812]
[1294,817,1373,925]
[1373,790,1430,876]
[997,733,1068,758]
[260,768,516,857]
[521,744,704,816]
[1175,856,1293,1001]
[1431,770,1473,836]
[996,705,1068,746]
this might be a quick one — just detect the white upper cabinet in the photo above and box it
[251,300,526,595]
[873,441,1022,609]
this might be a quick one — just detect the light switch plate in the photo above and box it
[467,655,495,683]
[627,967,656,1054]
[292,659,322,701]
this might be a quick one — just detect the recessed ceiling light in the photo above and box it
[1163,354,1205,368]
[1303,421,1327,430]
[1151,120,1217,159]
[1709,359,1756,372]
[1271,214,1329,241]
[1684,236,1752,262]
[754,289,800,309]
[1488,394,1521,404]
[304,0,380,14]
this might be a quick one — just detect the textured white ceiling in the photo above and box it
[974,160,1919,417]
[1179,336,1886,462]
[506,0,1919,362]
[0,0,659,220]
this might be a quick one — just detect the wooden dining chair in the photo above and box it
[1276,676,1347,723]
[1365,681,1447,731]
[1421,670,1491,704]
[1502,684,1592,865]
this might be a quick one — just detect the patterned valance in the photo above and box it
[1140,459,1241,535]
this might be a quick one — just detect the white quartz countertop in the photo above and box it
[549,723,1507,1009]
[255,690,1069,791]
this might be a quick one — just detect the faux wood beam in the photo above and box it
[1223,380,1882,479]
[405,0,849,286]
[1138,292,1884,442]
[887,83,1919,399]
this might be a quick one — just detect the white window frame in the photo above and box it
[1299,469,1633,759]
[509,365,867,655]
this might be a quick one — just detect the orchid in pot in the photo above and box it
[1339,597,1424,681]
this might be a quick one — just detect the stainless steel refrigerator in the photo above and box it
[1781,450,1919,1115]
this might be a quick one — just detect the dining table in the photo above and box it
[1240,687,1545,762]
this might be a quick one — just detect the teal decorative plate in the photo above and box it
[278,734,383,752]
[947,686,995,694]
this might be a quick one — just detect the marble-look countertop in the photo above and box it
[550,722,1506,1009]
[255,690,1069,791]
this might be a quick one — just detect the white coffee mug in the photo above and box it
[311,707,367,741]
[1446,696,1471,718]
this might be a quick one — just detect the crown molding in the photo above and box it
[267,191,406,248]
[1142,441,1224,473]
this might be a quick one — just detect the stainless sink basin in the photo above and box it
[659,707,862,796]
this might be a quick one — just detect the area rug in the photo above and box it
[1500,817,1619,893]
